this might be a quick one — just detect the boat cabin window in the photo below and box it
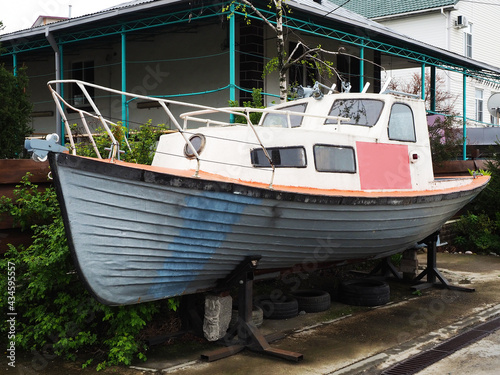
[388,103,416,142]
[251,147,307,168]
[313,145,356,173]
[261,103,307,128]
[325,99,383,127]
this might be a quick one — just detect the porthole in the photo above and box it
[184,134,206,159]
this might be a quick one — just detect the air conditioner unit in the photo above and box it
[455,15,468,28]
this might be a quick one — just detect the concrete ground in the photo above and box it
[131,252,500,375]
[5,252,500,374]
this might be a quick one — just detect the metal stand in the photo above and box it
[412,233,475,292]
[369,257,403,280]
[200,256,303,362]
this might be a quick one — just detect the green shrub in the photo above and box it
[453,212,500,254]
[228,88,265,125]
[466,154,500,219]
[0,174,176,370]
[0,64,33,158]
[73,120,169,165]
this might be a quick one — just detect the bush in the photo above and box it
[0,175,160,369]
[0,172,178,370]
[466,154,500,219]
[452,212,500,255]
[73,120,169,165]
[427,115,462,163]
[228,88,265,125]
[0,64,33,158]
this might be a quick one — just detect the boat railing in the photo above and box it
[47,80,349,188]
[47,80,279,183]
[179,107,350,129]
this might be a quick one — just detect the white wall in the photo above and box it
[377,1,500,127]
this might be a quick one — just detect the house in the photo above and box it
[1,0,500,160]
[31,16,69,28]
[330,0,500,128]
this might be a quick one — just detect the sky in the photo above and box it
[0,0,130,34]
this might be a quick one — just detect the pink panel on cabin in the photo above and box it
[356,142,412,190]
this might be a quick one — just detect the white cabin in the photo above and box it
[153,92,435,192]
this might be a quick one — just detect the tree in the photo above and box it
[389,72,462,162]
[388,73,457,113]
[226,1,352,102]
[0,64,33,158]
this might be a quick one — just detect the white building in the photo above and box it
[332,0,500,127]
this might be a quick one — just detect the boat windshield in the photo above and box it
[261,103,307,128]
[325,99,383,127]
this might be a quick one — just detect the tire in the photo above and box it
[340,279,390,307]
[290,289,331,313]
[229,305,264,327]
[255,296,298,320]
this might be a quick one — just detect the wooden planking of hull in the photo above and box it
[49,152,488,306]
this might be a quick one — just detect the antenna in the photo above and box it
[69,5,72,18]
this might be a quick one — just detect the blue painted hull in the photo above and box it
[49,153,487,305]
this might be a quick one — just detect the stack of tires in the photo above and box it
[254,296,299,320]
[229,305,264,327]
[339,279,390,307]
[254,289,332,320]
[290,290,331,313]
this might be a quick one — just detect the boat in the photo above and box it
[29,80,489,306]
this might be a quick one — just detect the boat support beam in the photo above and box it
[412,232,475,293]
[369,257,403,280]
[200,256,303,362]
[350,256,403,280]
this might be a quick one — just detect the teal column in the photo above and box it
[359,42,364,92]
[463,72,467,160]
[121,27,127,132]
[421,63,426,100]
[12,53,17,76]
[229,4,236,115]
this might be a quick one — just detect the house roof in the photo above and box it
[327,0,458,19]
[31,16,69,28]
[0,0,499,81]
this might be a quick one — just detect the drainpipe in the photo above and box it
[45,28,63,143]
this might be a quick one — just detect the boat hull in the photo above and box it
[49,153,487,305]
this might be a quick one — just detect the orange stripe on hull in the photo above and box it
[104,158,489,198]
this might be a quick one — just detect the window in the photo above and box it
[71,61,95,107]
[288,42,317,88]
[261,103,307,128]
[388,103,416,142]
[313,145,356,173]
[326,99,384,127]
[251,147,307,168]
[464,25,472,58]
[475,89,484,123]
[491,115,498,126]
